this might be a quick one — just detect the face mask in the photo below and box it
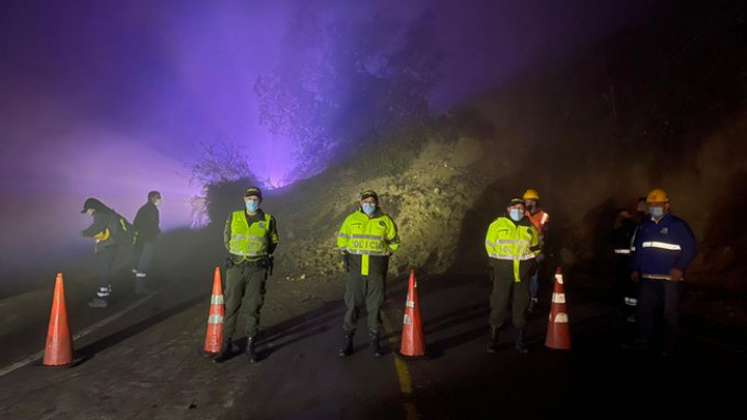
[245,201,259,213]
[509,208,523,222]
[650,207,664,219]
[153,199,161,207]
[362,203,377,216]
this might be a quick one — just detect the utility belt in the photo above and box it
[226,254,274,275]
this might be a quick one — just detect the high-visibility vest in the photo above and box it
[228,211,273,259]
[485,217,539,282]
[526,209,549,232]
[337,210,400,276]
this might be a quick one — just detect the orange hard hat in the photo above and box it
[646,188,670,204]
[522,189,540,201]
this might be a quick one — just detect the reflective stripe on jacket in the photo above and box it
[485,216,540,282]
[631,214,697,280]
[337,209,399,276]
[227,211,276,260]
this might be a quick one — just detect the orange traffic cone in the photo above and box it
[43,273,74,367]
[203,267,225,356]
[399,269,425,358]
[545,267,571,350]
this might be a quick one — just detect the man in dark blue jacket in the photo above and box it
[630,189,697,355]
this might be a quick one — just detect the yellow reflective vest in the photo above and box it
[337,210,400,276]
[227,211,277,261]
[485,217,540,282]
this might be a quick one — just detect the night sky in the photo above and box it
[0,0,654,274]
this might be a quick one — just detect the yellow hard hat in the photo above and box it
[522,189,540,201]
[646,188,669,204]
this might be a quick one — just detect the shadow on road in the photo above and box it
[75,294,206,363]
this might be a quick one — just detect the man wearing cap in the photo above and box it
[336,190,400,357]
[484,198,541,353]
[215,186,279,363]
[630,189,697,356]
[522,188,549,313]
[131,191,162,294]
[81,198,130,308]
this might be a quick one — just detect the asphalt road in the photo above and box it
[0,267,744,419]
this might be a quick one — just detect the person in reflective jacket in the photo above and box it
[630,189,697,356]
[484,198,540,354]
[81,198,129,308]
[336,190,400,358]
[610,208,639,322]
[214,187,279,364]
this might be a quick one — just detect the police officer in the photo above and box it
[484,198,541,353]
[336,190,400,357]
[215,187,279,363]
[630,189,697,356]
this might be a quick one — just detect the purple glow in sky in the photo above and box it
[0,0,655,275]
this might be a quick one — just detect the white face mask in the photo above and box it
[362,202,377,215]
[649,207,664,219]
[245,200,259,213]
[509,208,523,222]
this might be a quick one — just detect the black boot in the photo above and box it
[369,331,383,357]
[487,327,500,353]
[338,332,354,357]
[213,338,236,363]
[246,337,258,364]
[515,329,528,354]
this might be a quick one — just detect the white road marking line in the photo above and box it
[0,293,155,378]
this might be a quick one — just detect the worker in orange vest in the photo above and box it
[522,189,550,313]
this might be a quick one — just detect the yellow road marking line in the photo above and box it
[382,311,418,420]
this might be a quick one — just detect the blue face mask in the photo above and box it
[649,207,664,219]
[509,208,524,222]
[362,203,377,216]
[245,201,259,213]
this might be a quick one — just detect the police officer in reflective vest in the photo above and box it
[630,189,696,356]
[337,190,400,357]
[484,198,541,353]
[215,187,279,363]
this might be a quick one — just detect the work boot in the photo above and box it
[515,329,529,354]
[213,338,237,363]
[246,337,258,364]
[486,327,500,353]
[338,332,354,357]
[88,297,108,308]
[369,331,383,357]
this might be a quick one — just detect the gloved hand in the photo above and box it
[670,268,684,282]
[225,257,235,269]
[631,271,640,283]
